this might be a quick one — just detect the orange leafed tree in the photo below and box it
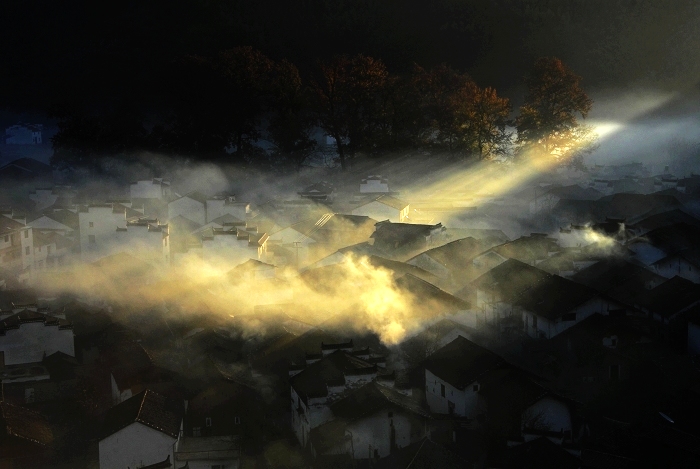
[516,57,596,161]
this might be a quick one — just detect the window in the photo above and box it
[88,235,96,244]
[3,235,7,242]
[473,384,480,392]
[234,417,240,425]
[440,384,445,397]
[205,417,212,427]
[89,222,94,227]
[193,427,201,437]
[25,247,30,255]
[24,230,28,238]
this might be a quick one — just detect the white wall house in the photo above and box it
[309,383,429,461]
[130,178,171,200]
[652,253,700,284]
[360,175,390,194]
[352,196,409,223]
[168,192,208,225]
[0,309,74,366]
[5,124,42,144]
[425,367,485,418]
[98,390,183,469]
[423,337,502,418]
[290,350,378,449]
[206,194,249,223]
[200,229,269,267]
[27,214,75,236]
[78,204,167,263]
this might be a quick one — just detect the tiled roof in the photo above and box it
[330,381,431,420]
[424,336,506,390]
[0,401,54,447]
[290,350,376,403]
[101,389,184,439]
[473,258,599,320]
[0,309,72,335]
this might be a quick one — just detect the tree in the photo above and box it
[312,54,388,170]
[169,47,275,161]
[516,57,595,161]
[267,59,316,170]
[419,64,475,154]
[464,86,512,160]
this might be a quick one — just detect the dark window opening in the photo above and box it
[440,384,445,397]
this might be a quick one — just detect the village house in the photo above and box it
[627,208,700,237]
[199,225,269,267]
[309,381,431,463]
[516,184,603,215]
[425,337,577,446]
[360,175,390,194]
[290,346,380,449]
[522,313,646,402]
[0,306,74,366]
[369,221,446,258]
[0,401,55,468]
[168,191,249,226]
[98,390,184,469]
[298,181,336,201]
[168,191,208,225]
[5,123,43,144]
[651,249,700,284]
[0,217,28,277]
[472,258,617,338]
[627,222,700,267]
[571,258,666,310]
[0,351,79,405]
[406,236,486,289]
[471,233,560,272]
[130,178,172,200]
[633,276,700,339]
[351,195,409,223]
[28,186,77,211]
[27,209,78,238]
[0,157,52,180]
[424,336,506,418]
[77,202,147,262]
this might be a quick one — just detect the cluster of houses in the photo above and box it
[2,158,700,468]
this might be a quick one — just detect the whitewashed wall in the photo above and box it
[168,198,206,225]
[352,202,402,223]
[98,422,176,469]
[425,369,483,418]
[0,321,74,365]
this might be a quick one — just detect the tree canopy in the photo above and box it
[515,57,595,161]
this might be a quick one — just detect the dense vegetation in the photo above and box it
[3,0,695,170]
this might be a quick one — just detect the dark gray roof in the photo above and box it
[424,336,506,390]
[101,389,184,439]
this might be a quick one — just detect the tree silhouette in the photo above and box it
[516,57,595,161]
[312,54,388,170]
